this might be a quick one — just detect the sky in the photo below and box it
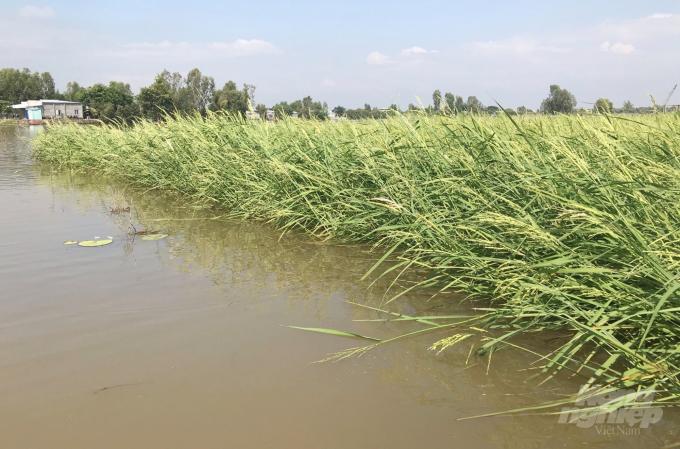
[1,0,679,109]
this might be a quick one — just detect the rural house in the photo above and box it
[11,99,83,124]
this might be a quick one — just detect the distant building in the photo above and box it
[11,99,83,124]
[245,110,261,120]
[265,109,275,121]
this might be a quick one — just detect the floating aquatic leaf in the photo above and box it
[78,239,113,247]
[141,233,168,241]
[63,240,78,245]
[287,325,380,341]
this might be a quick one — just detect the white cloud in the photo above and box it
[366,47,437,66]
[124,40,187,51]
[401,46,438,56]
[2,8,679,109]
[117,39,279,59]
[471,37,569,55]
[366,51,392,65]
[469,13,677,62]
[18,5,55,19]
[449,13,680,108]
[647,13,672,19]
[208,39,279,56]
[598,13,680,42]
[600,41,635,55]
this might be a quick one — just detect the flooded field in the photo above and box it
[0,125,677,449]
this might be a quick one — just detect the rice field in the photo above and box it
[33,111,680,413]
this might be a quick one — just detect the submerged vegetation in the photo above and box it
[33,111,680,412]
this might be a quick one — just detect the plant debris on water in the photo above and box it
[287,326,380,341]
[140,233,168,241]
[33,111,680,413]
[77,239,113,247]
[109,206,130,214]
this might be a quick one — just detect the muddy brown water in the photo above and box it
[0,126,677,449]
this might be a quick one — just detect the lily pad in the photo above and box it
[63,240,78,245]
[141,234,168,241]
[78,239,113,247]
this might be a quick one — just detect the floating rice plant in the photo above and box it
[33,111,680,413]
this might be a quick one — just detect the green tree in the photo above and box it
[622,100,635,113]
[299,96,327,119]
[244,84,256,110]
[143,69,218,115]
[40,72,56,98]
[64,81,85,101]
[332,105,346,117]
[540,84,577,114]
[444,92,455,113]
[80,81,138,122]
[302,96,314,117]
[138,74,176,120]
[432,89,442,112]
[0,100,11,117]
[184,68,215,114]
[593,98,613,114]
[272,101,292,118]
[454,95,465,112]
[161,70,184,97]
[273,96,327,119]
[0,68,58,103]
[153,70,189,113]
[466,96,483,113]
[255,103,268,118]
[212,81,249,114]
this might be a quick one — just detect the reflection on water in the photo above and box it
[0,126,677,449]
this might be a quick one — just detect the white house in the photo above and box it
[12,99,83,123]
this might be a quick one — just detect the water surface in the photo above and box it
[0,125,677,449]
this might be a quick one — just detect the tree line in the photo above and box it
[0,67,330,121]
[0,67,667,121]
[428,85,650,115]
[0,67,258,121]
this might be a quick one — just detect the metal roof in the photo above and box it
[11,99,82,108]
[40,99,81,104]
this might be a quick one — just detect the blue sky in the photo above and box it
[1,1,679,109]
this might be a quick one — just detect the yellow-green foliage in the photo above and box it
[34,112,680,408]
